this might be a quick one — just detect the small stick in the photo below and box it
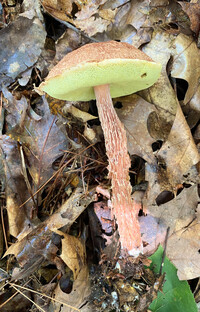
[159,227,170,276]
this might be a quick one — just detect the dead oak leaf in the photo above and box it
[54,230,86,280]
[4,188,95,280]
[167,218,200,280]
[41,0,74,21]
[178,2,200,36]
[0,16,46,90]
[126,0,149,31]
[142,185,200,280]
[158,103,200,185]
[141,31,178,124]
[3,89,67,187]
[74,16,111,37]
[171,33,200,104]
[115,94,157,164]
[24,97,67,187]
[0,135,35,237]
[53,265,91,312]
[41,0,114,37]
[145,102,199,203]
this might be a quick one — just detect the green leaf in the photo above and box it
[148,245,197,312]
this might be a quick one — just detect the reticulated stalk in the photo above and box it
[94,84,142,255]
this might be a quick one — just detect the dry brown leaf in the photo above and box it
[158,103,200,184]
[188,84,200,113]
[104,2,134,43]
[42,0,114,37]
[98,8,117,21]
[149,185,198,232]
[83,125,99,144]
[75,16,110,37]
[150,0,169,5]
[142,185,200,280]
[0,136,35,237]
[178,2,200,35]
[116,94,157,164]
[41,0,73,22]
[126,0,149,31]
[62,103,97,122]
[167,218,200,280]
[3,89,67,187]
[45,187,96,230]
[0,16,46,90]
[4,188,95,279]
[145,102,199,203]
[75,1,105,20]
[54,229,86,280]
[171,33,200,104]
[131,22,153,48]
[53,265,91,312]
[184,83,200,129]
[141,31,178,124]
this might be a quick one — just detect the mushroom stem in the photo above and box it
[94,84,142,255]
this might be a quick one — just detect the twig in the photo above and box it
[19,145,38,210]
[159,227,170,276]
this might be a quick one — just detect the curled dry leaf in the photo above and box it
[62,103,97,123]
[45,187,96,231]
[142,32,200,115]
[171,33,200,104]
[126,0,149,31]
[54,230,86,280]
[41,0,73,21]
[188,84,200,113]
[184,84,200,129]
[178,1,200,35]
[0,135,35,237]
[83,125,99,144]
[41,0,116,37]
[4,188,95,279]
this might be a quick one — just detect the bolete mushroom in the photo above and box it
[39,41,161,256]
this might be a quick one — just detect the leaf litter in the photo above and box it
[0,0,199,311]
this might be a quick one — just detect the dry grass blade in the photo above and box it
[5,283,46,312]
[1,206,8,250]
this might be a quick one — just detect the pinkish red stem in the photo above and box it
[94,84,142,256]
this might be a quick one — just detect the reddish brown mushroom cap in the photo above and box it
[39,41,161,101]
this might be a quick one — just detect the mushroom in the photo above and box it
[39,41,161,256]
